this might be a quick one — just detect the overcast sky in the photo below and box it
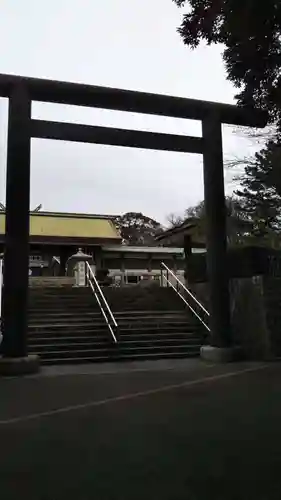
[0,0,257,224]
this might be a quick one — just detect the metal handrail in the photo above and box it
[85,261,118,343]
[162,274,210,332]
[161,262,209,316]
[88,279,117,343]
[161,262,210,332]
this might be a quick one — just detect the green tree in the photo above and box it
[173,1,281,243]
[113,212,163,245]
[185,200,205,219]
[173,0,281,123]
[235,141,281,236]
[169,197,252,246]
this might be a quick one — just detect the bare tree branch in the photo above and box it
[225,155,256,170]
[166,212,184,227]
[232,125,276,146]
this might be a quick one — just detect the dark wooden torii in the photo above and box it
[0,74,267,358]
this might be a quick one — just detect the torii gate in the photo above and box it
[0,74,267,373]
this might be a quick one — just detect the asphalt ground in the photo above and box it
[0,359,280,500]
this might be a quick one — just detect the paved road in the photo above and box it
[0,359,280,500]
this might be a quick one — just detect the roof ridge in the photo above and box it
[0,210,120,220]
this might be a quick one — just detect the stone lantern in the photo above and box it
[67,248,93,287]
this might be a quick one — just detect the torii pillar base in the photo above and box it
[0,355,40,376]
[200,345,243,363]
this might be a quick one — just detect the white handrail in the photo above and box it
[161,262,210,333]
[86,262,118,328]
[86,261,118,343]
[161,262,209,316]
[162,274,210,332]
[88,279,117,343]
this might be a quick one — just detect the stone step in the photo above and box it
[29,337,201,352]
[26,286,204,365]
[40,350,201,365]
[113,310,189,317]
[28,316,192,327]
[28,314,102,322]
[28,304,184,313]
[28,319,108,328]
[28,287,176,296]
[28,309,188,318]
[29,334,108,343]
[29,297,183,304]
[28,325,197,337]
[28,331,200,343]
[28,308,101,315]
[28,300,99,306]
[31,343,201,360]
[28,315,192,325]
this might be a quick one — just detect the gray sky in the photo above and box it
[0,0,257,224]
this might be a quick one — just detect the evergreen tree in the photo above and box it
[113,212,163,245]
[173,0,281,123]
[169,197,252,246]
[173,1,281,242]
[235,141,281,236]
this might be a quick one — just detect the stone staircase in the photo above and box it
[28,285,206,364]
